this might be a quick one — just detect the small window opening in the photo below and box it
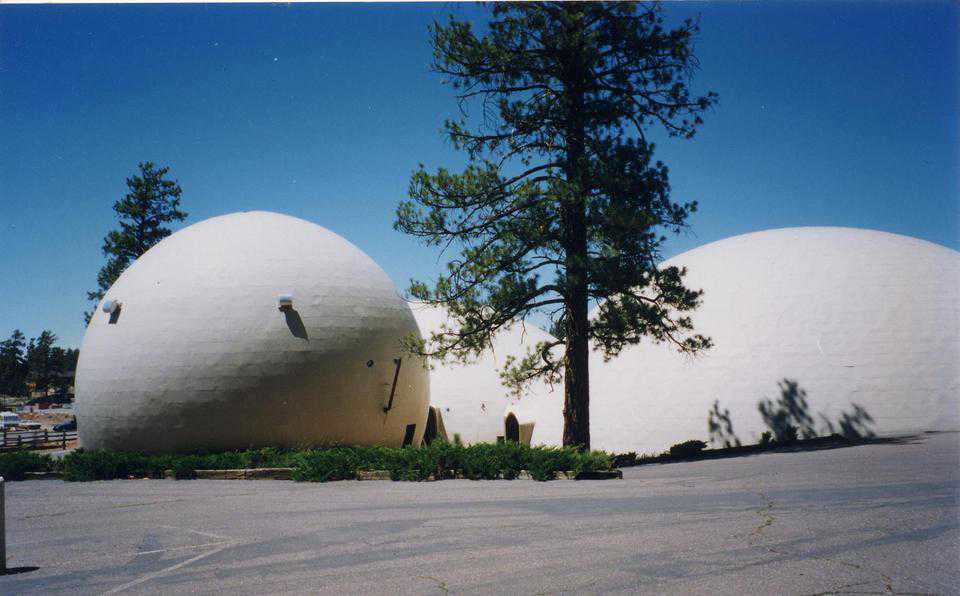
[108,305,122,325]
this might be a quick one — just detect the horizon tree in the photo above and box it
[0,329,28,397]
[84,162,187,323]
[26,330,57,398]
[395,2,716,449]
[49,347,79,397]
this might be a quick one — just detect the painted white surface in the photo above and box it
[76,211,429,452]
[528,227,960,454]
[411,304,561,445]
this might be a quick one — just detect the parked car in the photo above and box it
[19,421,42,430]
[53,418,77,432]
[0,411,20,429]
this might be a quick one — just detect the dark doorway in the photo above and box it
[505,413,520,443]
[401,423,417,447]
[423,407,439,445]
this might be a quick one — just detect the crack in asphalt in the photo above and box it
[418,575,450,594]
[751,491,776,540]
[747,490,936,596]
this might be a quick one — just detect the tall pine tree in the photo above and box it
[85,162,187,323]
[395,2,716,449]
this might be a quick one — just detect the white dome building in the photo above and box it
[528,227,960,454]
[75,211,429,452]
[411,304,561,445]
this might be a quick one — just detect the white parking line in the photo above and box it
[102,525,238,594]
[103,544,231,595]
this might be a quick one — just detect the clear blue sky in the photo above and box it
[1,2,956,348]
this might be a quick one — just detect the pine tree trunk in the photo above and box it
[562,285,590,451]
[561,3,590,451]
[561,150,590,450]
[560,3,591,451]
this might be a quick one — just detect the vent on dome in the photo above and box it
[102,300,122,325]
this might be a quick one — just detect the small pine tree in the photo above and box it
[84,162,187,323]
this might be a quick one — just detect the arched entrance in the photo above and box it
[505,413,520,443]
[423,406,439,445]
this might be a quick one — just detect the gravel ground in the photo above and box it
[1,431,957,595]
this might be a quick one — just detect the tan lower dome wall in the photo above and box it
[75,211,430,453]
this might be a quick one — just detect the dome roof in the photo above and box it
[529,227,960,453]
[411,304,560,445]
[76,211,429,452]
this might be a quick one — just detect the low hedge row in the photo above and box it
[58,447,301,481]
[1,442,613,482]
[293,442,612,482]
[610,433,868,467]
[0,450,57,480]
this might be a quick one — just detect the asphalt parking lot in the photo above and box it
[2,432,957,595]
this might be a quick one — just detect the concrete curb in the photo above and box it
[24,471,61,480]
[16,467,621,482]
[193,468,293,480]
[574,469,623,480]
[357,470,391,481]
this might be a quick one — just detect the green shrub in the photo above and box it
[775,424,799,444]
[239,447,296,469]
[576,450,613,474]
[525,447,568,481]
[668,440,707,459]
[459,443,504,480]
[61,449,157,481]
[611,452,638,467]
[0,450,56,481]
[292,448,361,482]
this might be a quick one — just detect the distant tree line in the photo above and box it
[0,329,78,399]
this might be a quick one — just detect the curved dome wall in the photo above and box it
[529,227,960,454]
[76,211,429,452]
[412,304,560,445]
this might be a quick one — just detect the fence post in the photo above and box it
[1,476,6,572]
[62,432,66,450]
